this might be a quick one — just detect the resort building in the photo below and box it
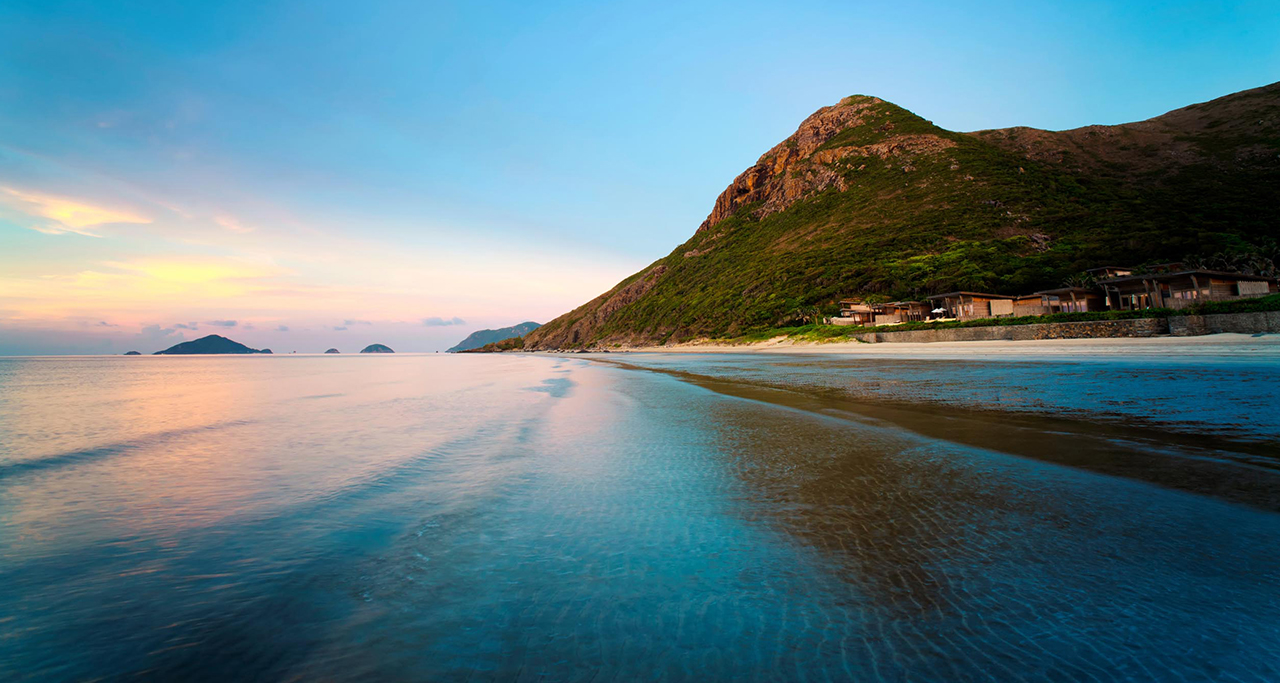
[926,292,1017,320]
[832,299,877,326]
[1098,270,1278,310]
[871,301,930,325]
[831,264,1275,328]
[1036,286,1108,313]
[1013,295,1051,317]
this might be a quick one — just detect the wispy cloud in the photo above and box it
[276,325,289,332]
[343,319,372,325]
[206,319,237,327]
[213,213,255,234]
[423,316,466,326]
[332,325,347,331]
[0,186,151,236]
[174,322,199,330]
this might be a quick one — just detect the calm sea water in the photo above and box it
[1,352,1279,681]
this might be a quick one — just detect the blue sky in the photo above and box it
[1,0,1277,353]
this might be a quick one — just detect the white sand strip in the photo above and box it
[611,333,1280,361]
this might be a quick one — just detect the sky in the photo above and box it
[1,0,1277,354]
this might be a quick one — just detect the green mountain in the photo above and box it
[360,343,394,353]
[526,82,1280,349]
[154,334,271,355]
[447,321,542,352]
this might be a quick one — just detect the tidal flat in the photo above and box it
[1,352,1278,681]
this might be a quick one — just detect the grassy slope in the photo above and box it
[528,86,1280,349]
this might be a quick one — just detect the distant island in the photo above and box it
[325,348,340,354]
[154,334,272,355]
[360,343,394,353]
[123,351,141,355]
[448,322,541,352]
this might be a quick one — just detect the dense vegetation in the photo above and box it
[528,83,1280,349]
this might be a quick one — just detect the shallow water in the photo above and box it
[1,353,1279,681]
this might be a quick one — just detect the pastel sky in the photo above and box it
[2,0,1277,354]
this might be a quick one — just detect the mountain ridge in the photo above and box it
[526,81,1280,349]
[447,321,541,352]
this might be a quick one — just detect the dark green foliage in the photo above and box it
[1192,293,1280,315]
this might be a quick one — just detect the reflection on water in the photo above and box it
[603,353,1280,511]
[1,354,1279,681]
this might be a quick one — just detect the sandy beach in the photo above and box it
[618,332,1280,360]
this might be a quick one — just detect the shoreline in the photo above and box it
[599,332,1280,360]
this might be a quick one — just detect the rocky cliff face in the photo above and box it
[698,96,957,233]
[525,82,1280,350]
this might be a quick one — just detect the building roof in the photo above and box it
[1035,286,1103,296]
[926,291,1015,300]
[1085,266,1133,273]
[1099,269,1277,284]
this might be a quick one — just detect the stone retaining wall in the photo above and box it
[1168,311,1280,336]
[852,317,1169,343]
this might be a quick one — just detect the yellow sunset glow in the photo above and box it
[0,258,300,320]
[1,186,151,231]
[109,260,286,286]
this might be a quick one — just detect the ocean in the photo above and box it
[2,352,1278,681]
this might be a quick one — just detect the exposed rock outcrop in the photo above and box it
[698,97,956,232]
